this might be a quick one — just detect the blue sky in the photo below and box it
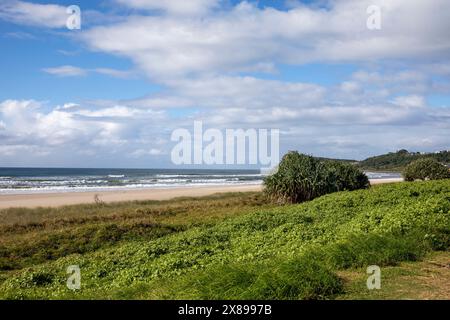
[0,0,449,168]
[0,16,154,104]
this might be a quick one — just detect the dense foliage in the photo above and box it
[1,180,448,299]
[358,149,450,171]
[403,158,450,181]
[263,151,369,203]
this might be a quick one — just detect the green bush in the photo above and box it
[263,151,369,203]
[403,158,450,181]
[323,160,371,192]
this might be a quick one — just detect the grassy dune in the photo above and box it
[0,180,449,299]
[0,192,270,272]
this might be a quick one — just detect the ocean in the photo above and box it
[0,168,401,194]
[0,168,264,194]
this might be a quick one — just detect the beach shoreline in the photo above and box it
[0,178,404,209]
[0,185,263,209]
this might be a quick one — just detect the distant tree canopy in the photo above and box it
[264,151,369,204]
[357,150,450,171]
[403,158,450,181]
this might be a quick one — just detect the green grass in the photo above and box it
[0,180,448,299]
[337,250,450,299]
[0,192,270,272]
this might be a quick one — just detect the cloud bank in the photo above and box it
[0,0,449,167]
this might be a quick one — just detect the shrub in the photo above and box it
[263,151,369,203]
[403,158,450,181]
[323,160,371,192]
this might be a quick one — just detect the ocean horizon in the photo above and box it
[0,167,402,194]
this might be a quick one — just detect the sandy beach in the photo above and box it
[369,178,404,185]
[0,185,263,209]
[0,178,403,209]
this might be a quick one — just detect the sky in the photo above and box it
[0,0,449,168]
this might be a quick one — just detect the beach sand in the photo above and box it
[0,178,403,209]
[369,178,404,185]
[0,185,263,209]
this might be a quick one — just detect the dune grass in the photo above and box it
[0,192,270,272]
[0,180,448,299]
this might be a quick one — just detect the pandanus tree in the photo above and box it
[264,151,370,204]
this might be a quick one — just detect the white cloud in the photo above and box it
[0,0,67,28]
[340,81,361,93]
[118,75,325,111]
[392,95,425,108]
[0,0,125,29]
[130,148,165,158]
[93,68,134,79]
[80,0,450,80]
[1,85,449,164]
[3,31,36,39]
[1,1,450,165]
[42,65,87,77]
[114,0,220,16]
[42,65,134,78]
[164,76,325,109]
[0,99,168,158]
[0,144,50,157]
